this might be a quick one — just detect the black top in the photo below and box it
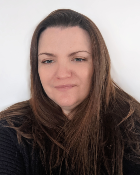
[0,121,140,175]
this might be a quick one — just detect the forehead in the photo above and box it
[38,26,92,53]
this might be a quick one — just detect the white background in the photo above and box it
[0,0,140,111]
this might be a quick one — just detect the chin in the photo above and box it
[56,100,79,110]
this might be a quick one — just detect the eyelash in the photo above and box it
[41,58,86,64]
[73,58,86,62]
[42,60,54,64]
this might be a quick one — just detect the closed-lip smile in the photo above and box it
[55,84,76,91]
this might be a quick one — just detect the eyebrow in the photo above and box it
[38,50,91,57]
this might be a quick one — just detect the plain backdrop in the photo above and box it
[0,0,140,111]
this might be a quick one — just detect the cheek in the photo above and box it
[38,68,44,83]
[38,64,56,82]
[38,68,56,97]
[87,64,94,81]
[81,68,93,83]
[81,68,93,94]
[38,68,50,87]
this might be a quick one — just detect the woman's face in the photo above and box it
[38,26,93,116]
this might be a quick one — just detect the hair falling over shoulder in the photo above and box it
[1,9,140,175]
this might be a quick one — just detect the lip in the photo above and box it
[55,84,76,91]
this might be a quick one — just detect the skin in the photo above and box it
[38,26,93,118]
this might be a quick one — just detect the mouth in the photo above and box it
[54,84,76,91]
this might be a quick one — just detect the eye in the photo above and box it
[73,58,86,62]
[42,60,54,64]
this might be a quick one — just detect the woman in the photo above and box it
[0,9,140,175]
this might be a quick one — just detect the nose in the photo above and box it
[56,62,72,79]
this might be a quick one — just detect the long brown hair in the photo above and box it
[1,9,140,175]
